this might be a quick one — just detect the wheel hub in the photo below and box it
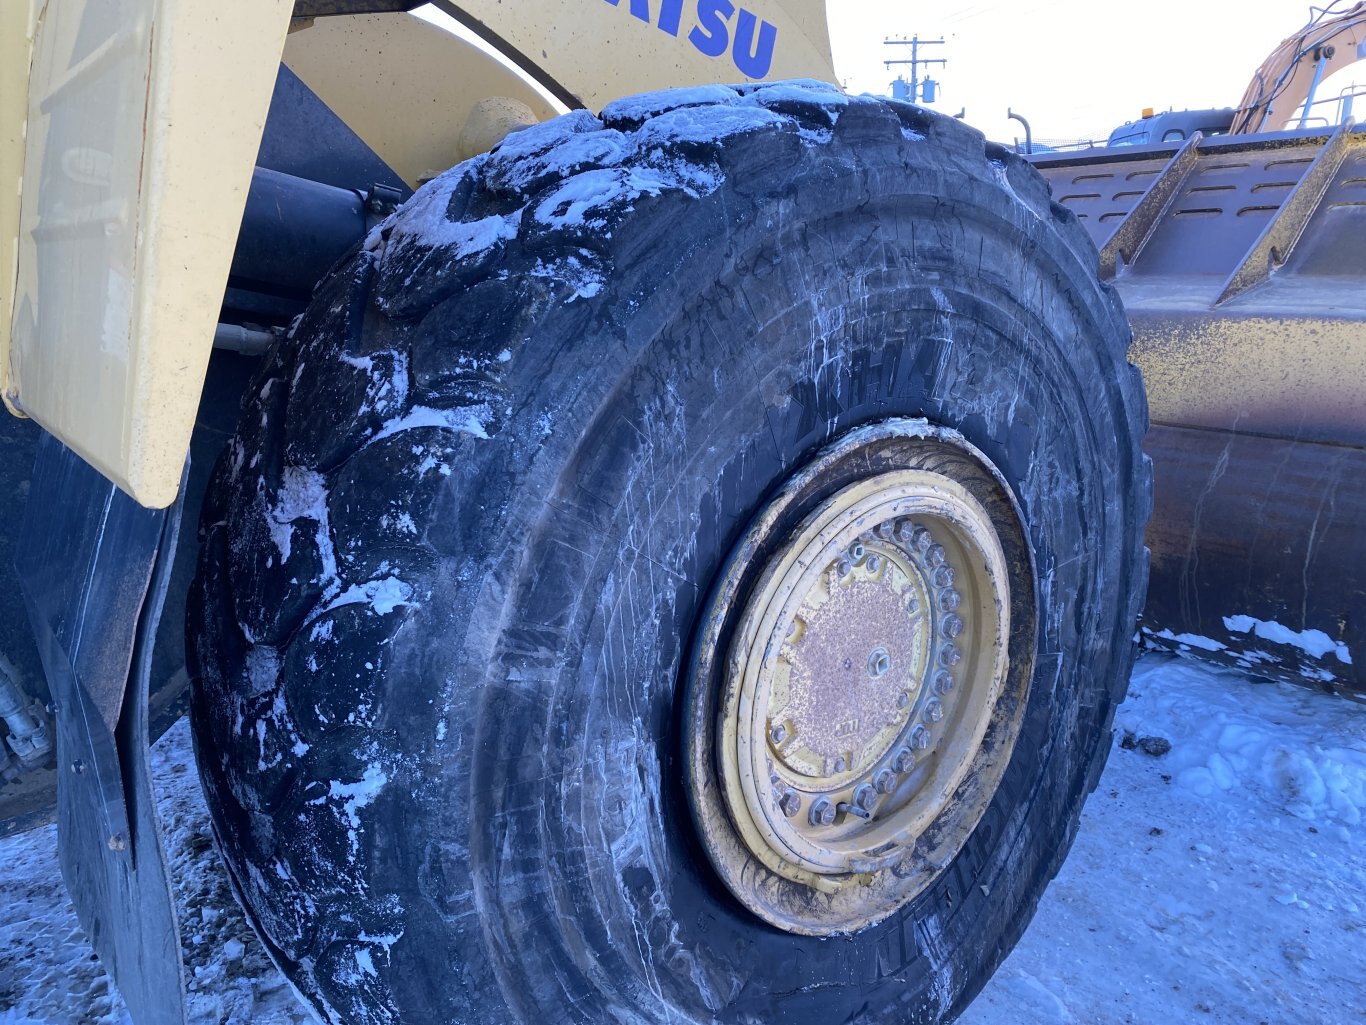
[686,422,1033,935]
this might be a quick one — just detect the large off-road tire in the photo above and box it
[189,83,1149,1025]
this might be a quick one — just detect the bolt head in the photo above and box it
[875,768,897,794]
[848,541,866,563]
[854,784,878,811]
[897,691,911,708]
[924,699,944,723]
[910,724,931,750]
[910,526,933,552]
[934,670,956,695]
[940,643,961,667]
[895,519,916,542]
[925,544,947,567]
[770,723,788,746]
[868,647,891,678]
[865,553,882,574]
[940,588,961,612]
[933,565,955,588]
[905,592,921,615]
[810,798,835,827]
[892,747,914,773]
[875,520,895,540]
[942,614,964,639]
[833,756,848,773]
[836,557,853,579]
[779,790,802,817]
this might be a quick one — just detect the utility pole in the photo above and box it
[884,36,946,105]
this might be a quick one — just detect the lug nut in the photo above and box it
[875,768,897,794]
[875,520,896,540]
[933,566,955,588]
[905,593,921,615]
[910,724,930,750]
[770,723,788,746]
[910,527,933,552]
[779,790,802,818]
[848,541,866,563]
[836,557,853,578]
[940,588,961,612]
[934,670,956,695]
[809,798,836,827]
[833,756,848,773]
[940,643,961,667]
[895,519,916,543]
[892,747,915,773]
[924,699,944,723]
[925,544,947,567]
[854,784,878,812]
[942,614,964,639]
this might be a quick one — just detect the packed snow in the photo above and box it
[0,653,1362,1024]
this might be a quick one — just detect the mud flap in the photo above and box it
[17,434,187,1025]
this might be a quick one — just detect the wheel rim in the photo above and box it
[685,421,1034,935]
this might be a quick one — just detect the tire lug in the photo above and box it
[809,798,835,827]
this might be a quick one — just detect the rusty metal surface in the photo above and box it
[1141,425,1363,699]
[1030,128,1366,694]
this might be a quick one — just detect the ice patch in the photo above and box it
[268,466,329,563]
[370,404,492,444]
[325,576,415,617]
[600,84,741,125]
[1223,614,1352,664]
[1148,627,1227,652]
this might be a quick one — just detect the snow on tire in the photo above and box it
[188,82,1150,1025]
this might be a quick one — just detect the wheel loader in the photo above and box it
[0,3,1357,1024]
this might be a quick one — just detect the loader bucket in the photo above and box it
[1030,125,1366,698]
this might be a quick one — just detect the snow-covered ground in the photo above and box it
[1,653,1362,1025]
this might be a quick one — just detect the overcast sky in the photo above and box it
[826,0,1340,145]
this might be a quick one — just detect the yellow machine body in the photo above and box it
[1,0,835,509]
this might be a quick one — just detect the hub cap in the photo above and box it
[685,422,1033,935]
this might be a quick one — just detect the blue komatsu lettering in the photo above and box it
[732,9,776,78]
[601,0,651,22]
[602,0,778,79]
[688,0,734,59]
[657,0,685,36]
